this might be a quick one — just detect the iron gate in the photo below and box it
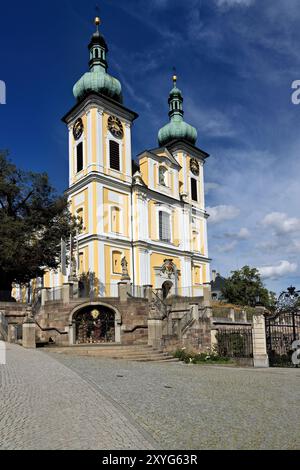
[265,287,300,367]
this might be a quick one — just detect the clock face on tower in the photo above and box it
[73,118,84,141]
[108,115,124,139]
[190,158,200,176]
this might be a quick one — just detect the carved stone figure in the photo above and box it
[121,256,130,281]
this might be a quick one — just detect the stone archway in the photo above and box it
[68,302,122,346]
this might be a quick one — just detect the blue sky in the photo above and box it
[1,0,300,294]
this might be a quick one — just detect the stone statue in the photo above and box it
[121,256,130,281]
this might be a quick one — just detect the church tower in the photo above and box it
[45,13,210,300]
[133,73,211,295]
[60,15,138,295]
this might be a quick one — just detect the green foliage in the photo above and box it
[173,348,232,364]
[221,265,276,309]
[0,151,77,299]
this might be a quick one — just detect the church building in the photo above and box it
[44,14,211,299]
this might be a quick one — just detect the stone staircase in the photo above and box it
[45,344,178,363]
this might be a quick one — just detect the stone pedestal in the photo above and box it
[22,319,36,349]
[118,282,129,303]
[62,283,73,304]
[252,308,269,368]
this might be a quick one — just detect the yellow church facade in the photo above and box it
[44,16,211,298]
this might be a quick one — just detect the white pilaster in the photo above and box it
[125,122,132,179]
[96,109,104,171]
[88,184,93,235]
[86,110,92,171]
[97,183,104,234]
[68,127,73,186]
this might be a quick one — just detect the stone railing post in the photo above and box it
[190,303,199,321]
[148,318,163,348]
[41,288,50,306]
[143,285,153,301]
[7,324,17,344]
[229,308,235,322]
[72,280,79,299]
[241,309,247,322]
[22,306,36,349]
[252,307,269,368]
[62,283,73,304]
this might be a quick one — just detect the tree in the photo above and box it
[0,151,77,301]
[221,266,276,309]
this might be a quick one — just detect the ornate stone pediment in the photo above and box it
[161,259,179,279]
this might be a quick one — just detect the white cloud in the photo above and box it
[207,205,240,224]
[216,0,254,7]
[237,227,250,239]
[262,212,300,235]
[259,261,298,280]
[222,227,250,240]
[218,241,237,253]
[205,182,221,194]
[186,99,236,138]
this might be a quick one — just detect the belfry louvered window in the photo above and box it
[77,142,83,173]
[109,140,120,171]
[159,211,171,243]
[191,178,198,202]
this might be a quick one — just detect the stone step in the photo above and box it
[46,344,177,362]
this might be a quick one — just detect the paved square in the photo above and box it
[1,344,299,449]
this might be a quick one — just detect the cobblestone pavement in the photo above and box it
[47,352,300,450]
[0,344,154,450]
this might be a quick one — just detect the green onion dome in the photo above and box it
[73,19,123,104]
[158,76,197,147]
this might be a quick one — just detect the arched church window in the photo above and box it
[109,140,120,171]
[76,142,83,173]
[159,211,171,243]
[111,206,121,233]
[95,49,99,58]
[112,251,122,274]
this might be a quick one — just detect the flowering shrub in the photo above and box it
[174,348,231,364]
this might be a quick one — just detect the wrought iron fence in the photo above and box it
[216,328,253,358]
[265,286,300,367]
